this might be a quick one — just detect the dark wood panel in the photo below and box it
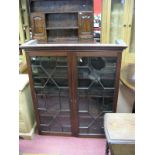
[29,0,93,42]
[76,51,119,57]
[46,26,79,30]
[46,13,78,28]
[30,0,93,13]
[47,29,78,42]
[78,12,93,40]
[28,51,68,56]
[31,12,47,42]
[68,52,79,136]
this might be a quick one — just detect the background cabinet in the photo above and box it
[21,42,126,137]
[28,0,94,43]
[19,74,36,139]
[101,0,135,67]
[19,0,31,73]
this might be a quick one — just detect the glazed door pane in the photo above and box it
[110,0,125,43]
[30,56,71,133]
[77,56,117,135]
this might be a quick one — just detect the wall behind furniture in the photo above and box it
[117,83,135,112]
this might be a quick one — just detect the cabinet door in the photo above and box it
[109,0,127,44]
[31,13,47,42]
[78,12,93,39]
[76,54,118,136]
[124,0,135,65]
[101,0,135,66]
[101,0,127,43]
[29,55,72,135]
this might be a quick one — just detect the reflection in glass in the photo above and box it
[30,56,71,133]
[77,57,117,135]
[110,0,125,43]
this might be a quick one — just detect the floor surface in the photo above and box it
[19,134,106,155]
[19,83,134,155]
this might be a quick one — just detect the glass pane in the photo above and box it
[77,57,117,135]
[129,4,135,53]
[30,56,71,133]
[110,0,125,43]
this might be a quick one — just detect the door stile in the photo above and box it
[25,52,42,134]
[68,52,79,136]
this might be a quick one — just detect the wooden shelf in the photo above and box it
[45,11,93,14]
[32,10,93,14]
[31,11,93,14]
[30,0,94,42]
[48,37,79,43]
[46,26,79,30]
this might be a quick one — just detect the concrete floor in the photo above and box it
[117,82,135,113]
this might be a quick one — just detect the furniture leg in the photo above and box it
[105,141,109,155]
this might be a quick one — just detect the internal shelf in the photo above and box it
[46,24,78,42]
[48,37,79,42]
[44,11,93,14]
[46,13,78,28]
[46,26,79,30]
[30,0,93,13]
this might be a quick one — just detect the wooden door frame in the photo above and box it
[74,51,122,137]
[26,51,73,136]
[68,52,79,136]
